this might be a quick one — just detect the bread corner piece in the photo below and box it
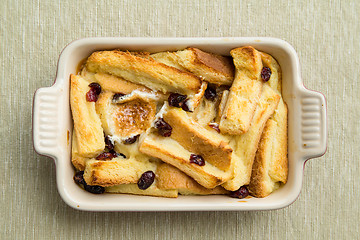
[156,163,229,195]
[219,46,263,135]
[70,74,105,158]
[139,108,232,189]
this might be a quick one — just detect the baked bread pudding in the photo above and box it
[70,46,288,198]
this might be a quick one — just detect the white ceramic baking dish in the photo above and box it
[33,37,327,211]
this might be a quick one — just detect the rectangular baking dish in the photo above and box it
[33,37,327,211]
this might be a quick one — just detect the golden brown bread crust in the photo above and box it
[95,91,156,139]
[83,157,157,187]
[86,50,202,95]
[175,48,235,85]
[70,74,105,157]
[71,132,88,171]
[156,163,228,195]
[219,46,263,135]
[222,84,280,191]
[163,108,232,171]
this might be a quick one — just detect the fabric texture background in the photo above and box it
[1,0,359,239]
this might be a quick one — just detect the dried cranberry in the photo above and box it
[123,134,140,144]
[204,86,217,101]
[208,123,220,133]
[112,93,125,101]
[168,93,187,108]
[181,100,192,112]
[137,171,155,190]
[189,154,205,166]
[105,136,114,150]
[154,118,172,137]
[84,184,105,194]
[261,67,272,82]
[73,171,85,185]
[229,186,249,199]
[96,152,115,160]
[86,82,102,102]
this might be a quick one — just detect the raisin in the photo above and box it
[84,184,105,194]
[123,134,140,144]
[261,67,272,82]
[96,152,115,160]
[73,171,85,185]
[189,154,205,166]
[208,122,220,133]
[86,82,102,102]
[204,86,217,101]
[229,186,249,199]
[112,93,125,101]
[105,136,114,151]
[168,93,187,108]
[154,118,172,137]
[137,171,155,190]
[181,100,192,112]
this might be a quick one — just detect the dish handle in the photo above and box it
[298,88,327,160]
[33,86,63,158]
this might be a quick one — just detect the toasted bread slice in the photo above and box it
[106,183,178,198]
[83,156,157,186]
[156,163,229,195]
[249,53,288,197]
[70,74,105,157]
[95,91,156,140]
[162,108,232,171]
[222,84,280,191]
[85,50,204,103]
[267,99,288,183]
[152,48,235,85]
[219,46,263,135]
[139,131,232,189]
